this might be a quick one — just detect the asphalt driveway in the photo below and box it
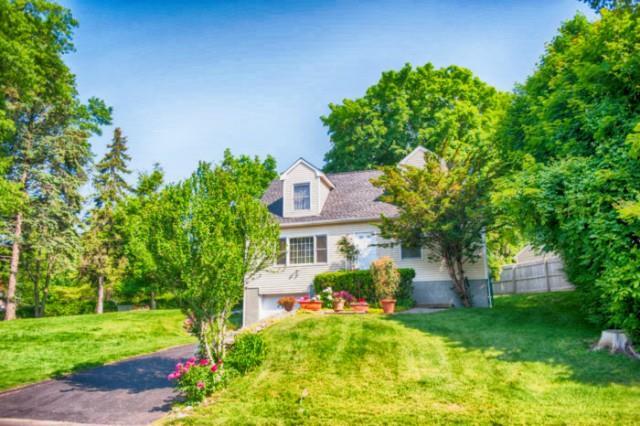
[0,344,196,426]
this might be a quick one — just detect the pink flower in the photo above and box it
[210,364,218,373]
[199,359,209,366]
[188,357,196,363]
[197,381,205,389]
[167,373,175,380]
[175,362,183,370]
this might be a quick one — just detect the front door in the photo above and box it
[354,232,377,270]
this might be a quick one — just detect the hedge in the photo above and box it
[313,268,416,306]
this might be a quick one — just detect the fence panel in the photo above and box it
[493,258,574,295]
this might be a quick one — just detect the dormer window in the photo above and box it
[293,183,311,210]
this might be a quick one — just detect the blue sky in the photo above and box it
[62,0,595,183]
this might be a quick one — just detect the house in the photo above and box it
[515,245,558,264]
[242,147,491,326]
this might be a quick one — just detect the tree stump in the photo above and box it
[592,330,639,359]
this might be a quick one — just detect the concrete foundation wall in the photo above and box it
[243,288,261,327]
[413,279,490,307]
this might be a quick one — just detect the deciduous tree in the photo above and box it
[149,156,278,362]
[497,7,640,340]
[372,148,493,307]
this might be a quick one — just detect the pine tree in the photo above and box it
[0,2,112,320]
[82,128,132,313]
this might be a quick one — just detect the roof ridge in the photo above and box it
[326,169,379,176]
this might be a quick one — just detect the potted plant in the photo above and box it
[331,290,354,312]
[320,287,334,308]
[371,256,400,314]
[298,295,322,311]
[278,296,296,312]
[351,298,369,313]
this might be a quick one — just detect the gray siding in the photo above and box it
[413,279,491,307]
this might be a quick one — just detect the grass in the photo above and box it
[0,309,195,391]
[170,292,640,425]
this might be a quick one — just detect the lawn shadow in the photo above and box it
[386,294,640,386]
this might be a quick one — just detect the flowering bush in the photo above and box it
[332,290,355,305]
[320,287,333,308]
[277,296,296,312]
[168,356,226,403]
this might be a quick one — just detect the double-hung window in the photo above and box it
[293,183,311,210]
[279,235,328,265]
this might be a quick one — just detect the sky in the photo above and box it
[62,0,595,184]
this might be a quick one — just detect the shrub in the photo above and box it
[319,287,333,308]
[277,296,296,312]
[225,332,267,374]
[370,257,400,300]
[168,357,226,403]
[313,268,415,306]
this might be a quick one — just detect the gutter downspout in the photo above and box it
[482,230,493,308]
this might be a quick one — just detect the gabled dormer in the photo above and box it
[398,146,430,168]
[280,158,334,218]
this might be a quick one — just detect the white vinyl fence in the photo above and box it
[493,257,574,294]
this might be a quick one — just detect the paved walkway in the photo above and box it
[0,344,196,426]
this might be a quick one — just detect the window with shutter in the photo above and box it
[289,237,314,264]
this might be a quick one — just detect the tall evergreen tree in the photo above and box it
[0,1,111,320]
[82,127,132,313]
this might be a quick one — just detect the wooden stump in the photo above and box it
[592,330,639,359]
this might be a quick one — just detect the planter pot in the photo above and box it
[381,299,396,314]
[351,302,369,313]
[298,301,309,310]
[333,300,345,312]
[305,301,323,311]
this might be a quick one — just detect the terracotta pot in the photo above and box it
[298,301,309,310]
[351,302,369,313]
[381,299,396,314]
[306,301,322,311]
[333,300,345,312]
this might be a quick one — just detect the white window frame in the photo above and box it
[293,182,311,210]
[277,235,329,266]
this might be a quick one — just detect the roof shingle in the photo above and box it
[262,169,398,225]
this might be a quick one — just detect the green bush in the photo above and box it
[225,332,267,374]
[314,268,415,307]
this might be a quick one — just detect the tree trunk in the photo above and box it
[445,255,472,307]
[33,257,42,318]
[96,275,104,314]
[150,291,156,310]
[5,211,23,321]
[33,275,41,318]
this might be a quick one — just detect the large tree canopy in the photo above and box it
[497,8,640,340]
[321,63,509,173]
[148,154,278,361]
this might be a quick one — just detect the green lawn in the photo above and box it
[171,292,640,425]
[0,309,195,391]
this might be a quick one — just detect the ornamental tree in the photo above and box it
[372,148,493,307]
[149,156,278,362]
